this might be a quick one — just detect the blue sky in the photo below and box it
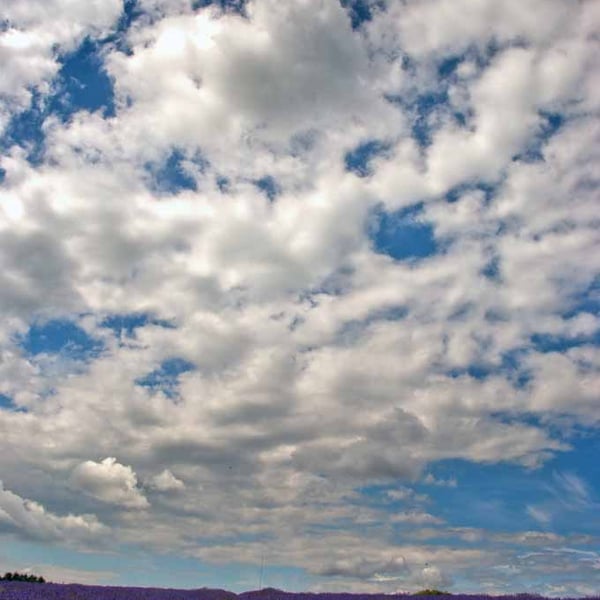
[0,0,599,595]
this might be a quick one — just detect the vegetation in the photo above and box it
[414,590,450,596]
[0,571,46,583]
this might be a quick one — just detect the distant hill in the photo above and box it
[192,587,239,600]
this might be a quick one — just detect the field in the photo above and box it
[0,584,597,600]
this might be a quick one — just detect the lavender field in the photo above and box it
[0,584,597,600]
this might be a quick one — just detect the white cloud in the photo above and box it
[392,511,444,525]
[526,505,552,525]
[70,458,149,509]
[552,471,595,509]
[419,564,450,589]
[316,555,408,579]
[368,0,574,58]
[386,487,429,503]
[0,480,105,542]
[146,469,185,492]
[423,474,457,487]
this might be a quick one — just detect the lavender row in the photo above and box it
[0,583,597,600]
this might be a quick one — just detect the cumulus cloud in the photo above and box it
[419,564,450,590]
[316,555,408,579]
[145,469,185,492]
[70,458,149,509]
[0,480,105,542]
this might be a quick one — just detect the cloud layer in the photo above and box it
[0,0,598,594]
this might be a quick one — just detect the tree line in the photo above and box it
[1,572,46,583]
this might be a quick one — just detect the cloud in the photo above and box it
[386,487,429,503]
[526,505,552,526]
[392,511,444,525]
[145,469,185,492]
[316,555,408,579]
[423,474,457,487]
[552,471,592,507]
[419,564,450,589]
[0,480,105,542]
[70,458,149,509]
[0,0,598,593]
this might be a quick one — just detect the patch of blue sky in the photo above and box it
[53,38,116,119]
[386,90,451,149]
[100,313,175,338]
[562,275,600,319]
[136,358,196,397]
[501,346,532,379]
[368,304,409,322]
[111,0,143,52]
[480,325,600,381]
[369,203,438,261]
[455,324,600,385]
[17,319,103,361]
[119,0,140,30]
[1,38,115,164]
[0,537,304,592]
[411,90,449,148]
[192,0,248,15]
[254,175,280,202]
[437,55,463,79]
[388,49,514,148]
[446,347,531,388]
[361,437,600,546]
[445,180,497,204]
[340,0,385,30]
[216,175,231,193]
[513,112,564,163]
[146,149,206,194]
[0,393,26,413]
[481,254,501,282]
[441,436,598,538]
[125,553,307,593]
[344,139,390,177]
[0,90,47,164]
[446,364,494,381]
[95,0,146,56]
[459,430,600,536]
[0,393,13,409]
[409,460,556,533]
[436,44,500,79]
[487,410,551,432]
[531,330,600,354]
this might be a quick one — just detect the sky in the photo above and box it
[0,0,599,595]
